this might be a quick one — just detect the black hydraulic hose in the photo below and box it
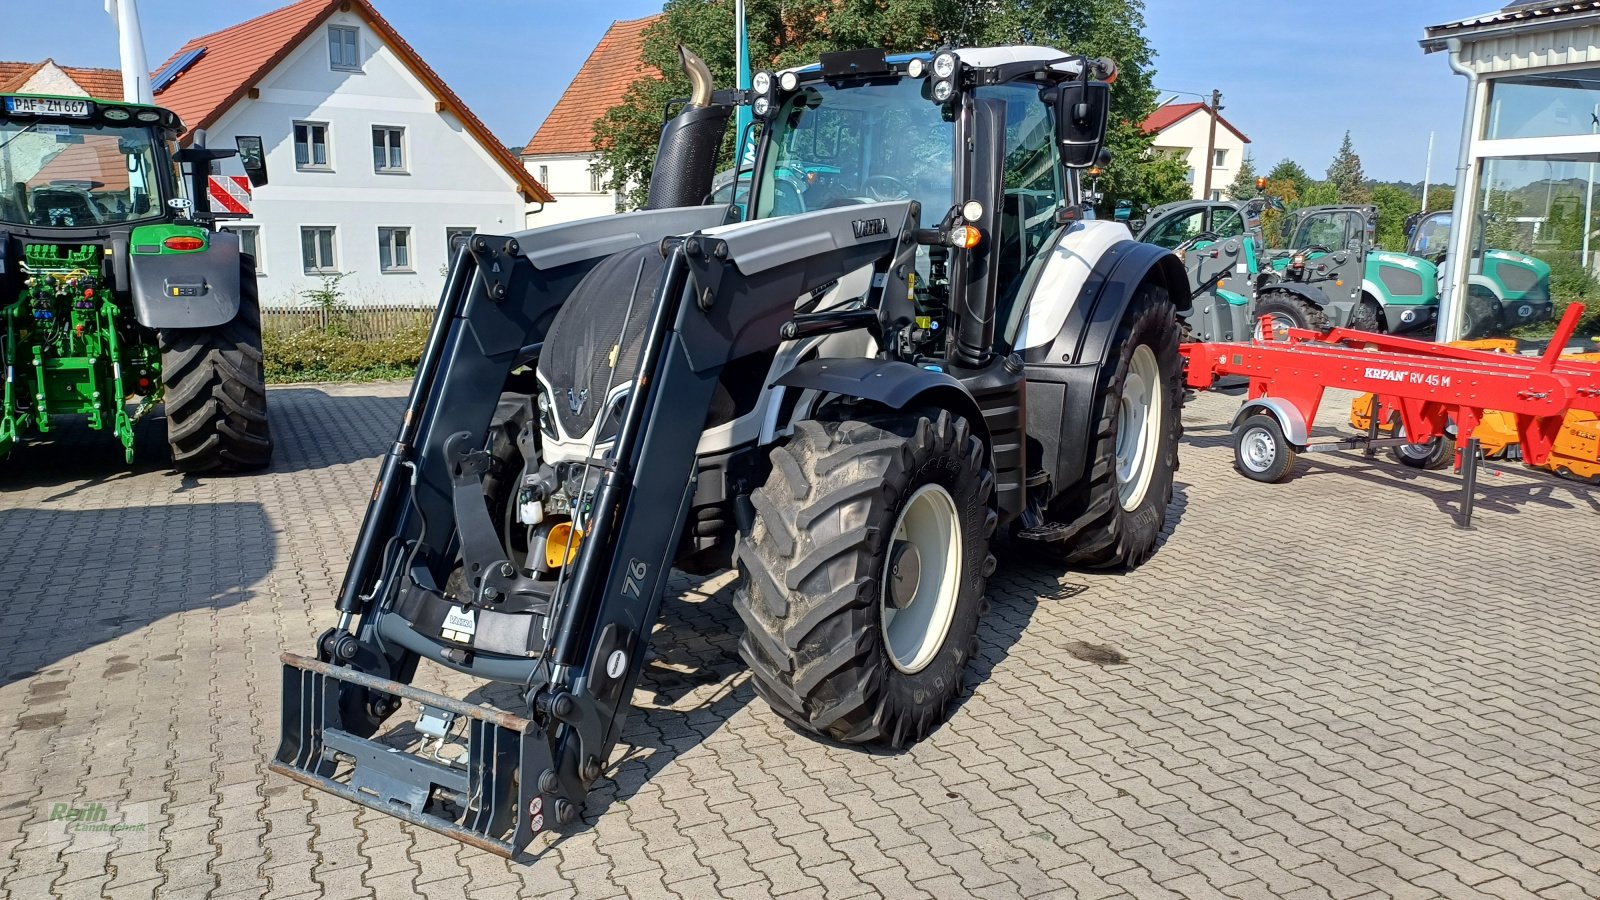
[549,247,689,667]
[335,245,479,615]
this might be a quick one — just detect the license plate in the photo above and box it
[5,97,91,118]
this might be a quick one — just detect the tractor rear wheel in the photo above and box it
[1046,281,1183,570]
[735,411,996,748]
[159,257,272,472]
[1255,289,1328,339]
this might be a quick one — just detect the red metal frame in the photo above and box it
[1181,303,1600,468]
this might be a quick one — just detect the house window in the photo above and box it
[372,126,405,173]
[329,25,361,71]
[1184,167,1195,184]
[538,164,548,185]
[378,227,412,273]
[590,166,605,193]
[222,225,262,272]
[301,226,337,274]
[1213,149,1228,168]
[445,227,476,257]
[295,121,330,170]
[1210,190,1223,201]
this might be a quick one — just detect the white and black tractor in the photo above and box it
[274,45,1189,856]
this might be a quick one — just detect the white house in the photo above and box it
[1141,99,1251,201]
[521,15,660,226]
[150,0,551,307]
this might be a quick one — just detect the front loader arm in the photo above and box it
[278,201,921,857]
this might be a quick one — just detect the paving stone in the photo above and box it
[3,383,1597,899]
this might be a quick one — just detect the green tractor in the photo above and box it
[1133,195,1286,341]
[1262,205,1439,336]
[1405,209,1553,338]
[0,93,270,469]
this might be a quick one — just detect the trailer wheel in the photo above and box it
[1255,290,1328,340]
[1233,413,1297,483]
[159,257,272,472]
[735,410,995,748]
[1047,281,1183,570]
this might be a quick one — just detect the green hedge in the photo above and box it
[264,320,428,383]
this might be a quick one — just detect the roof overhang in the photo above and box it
[1422,1,1600,52]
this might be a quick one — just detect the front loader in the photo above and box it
[0,93,271,469]
[273,45,1190,856]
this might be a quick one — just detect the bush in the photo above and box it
[264,319,429,383]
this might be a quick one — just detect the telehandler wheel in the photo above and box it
[1350,298,1383,333]
[1048,282,1183,570]
[1233,413,1297,483]
[159,257,272,472]
[735,410,996,749]
[1254,289,1329,340]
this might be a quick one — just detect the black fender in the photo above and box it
[1019,239,1188,495]
[1258,281,1333,309]
[129,229,245,329]
[775,356,990,447]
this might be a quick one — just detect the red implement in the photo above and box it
[1181,304,1600,523]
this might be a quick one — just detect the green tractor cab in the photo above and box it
[0,93,270,469]
[1405,210,1553,338]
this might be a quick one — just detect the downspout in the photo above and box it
[1438,37,1479,341]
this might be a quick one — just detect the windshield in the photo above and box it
[0,119,167,228]
[753,77,954,223]
[1411,213,1451,256]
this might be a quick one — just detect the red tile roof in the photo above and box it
[150,0,551,201]
[0,60,125,100]
[1141,101,1250,144]
[523,15,662,156]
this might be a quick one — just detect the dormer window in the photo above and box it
[329,25,361,71]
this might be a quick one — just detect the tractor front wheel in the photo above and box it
[735,411,996,748]
[1255,290,1329,340]
[159,257,272,472]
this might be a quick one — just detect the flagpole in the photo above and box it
[105,0,153,104]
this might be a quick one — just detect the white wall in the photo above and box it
[197,9,525,307]
[1151,110,1249,201]
[522,152,620,226]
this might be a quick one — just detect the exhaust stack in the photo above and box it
[644,46,732,210]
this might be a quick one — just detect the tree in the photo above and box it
[592,0,1185,214]
[1423,185,1454,214]
[1326,131,1369,204]
[1226,152,1259,201]
[1267,159,1310,197]
[1370,183,1420,252]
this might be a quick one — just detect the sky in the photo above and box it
[0,0,1482,182]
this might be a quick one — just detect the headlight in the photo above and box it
[932,80,954,103]
[779,71,798,91]
[752,71,771,94]
[537,390,557,440]
[753,97,771,117]
[907,58,926,78]
[932,52,957,79]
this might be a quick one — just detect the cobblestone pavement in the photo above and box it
[0,381,1597,900]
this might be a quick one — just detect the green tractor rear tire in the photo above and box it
[158,258,271,472]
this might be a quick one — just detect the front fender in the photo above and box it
[1262,281,1333,309]
[774,356,989,446]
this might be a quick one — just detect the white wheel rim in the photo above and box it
[880,484,963,675]
[1115,344,1163,510]
[1240,426,1277,472]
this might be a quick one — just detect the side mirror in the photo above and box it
[1054,78,1110,169]
[235,135,268,187]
